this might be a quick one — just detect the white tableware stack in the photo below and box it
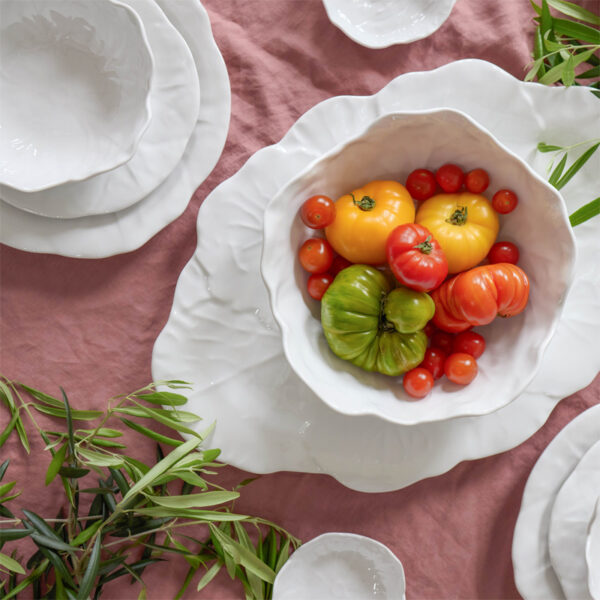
[0,0,230,258]
[513,404,600,600]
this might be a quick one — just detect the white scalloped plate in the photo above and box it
[152,59,600,493]
[0,0,230,258]
[513,405,600,600]
[587,499,600,600]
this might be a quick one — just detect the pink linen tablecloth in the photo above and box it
[1,0,599,598]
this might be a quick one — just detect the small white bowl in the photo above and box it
[322,0,456,48]
[261,109,576,426]
[273,533,406,600]
[0,0,153,192]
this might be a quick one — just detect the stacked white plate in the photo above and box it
[0,0,230,258]
[513,404,600,600]
[152,59,600,493]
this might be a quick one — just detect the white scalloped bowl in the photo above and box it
[0,0,153,192]
[587,497,600,600]
[261,109,576,426]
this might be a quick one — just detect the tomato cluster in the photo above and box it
[295,163,529,399]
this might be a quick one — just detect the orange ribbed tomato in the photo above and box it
[415,192,499,274]
[325,180,415,265]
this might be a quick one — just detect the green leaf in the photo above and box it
[209,524,277,584]
[71,520,103,547]
[0,481,16,498]
[0,527,33,543]
[20,385,63,407]
[539,47,597,84]
[146,490,239,509]
[1,558,49,600]
[137,392,189,407]
[578,64,600,78]
[30,532,77,554]
[562,53,576,85]
[32,404,103,420]
[0,552,25,574]
[274,538,292,573]
[78,448,124,468]
[133,507,248,521]
[175,564,199,599]
[547,0,600,26]
[570,197,600,226]
[120,418,183,447]
[46,443,68,485]
[38,546,76,589]
[548,152,568,185]
[77,428,123,438]
[78,535,101,600]
[196,562,222,592]
[555,142,600,189]
[23,509,63,539]
[0,408,20,448]
[233,522,264,599]
[0,460,9,481]
[543,29,565,52]
[108,468,130,497]
[529,0,542,16]
[59,466,91,479]
[552,18,600,43]
[537,142,564,152]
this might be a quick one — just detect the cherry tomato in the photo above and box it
[419,347,447,380]
[435,164,464,193]
[298,238,334,274]
[452,331,485,359]
[444,352,478,385]
[430,330,454,355]
[423,321,436,338]
[403,367,434,399]
[405,169,437,201]
[329,254,352,277]
[492,189,518,214]
[300,195,336,229]
[307,273,334,300]
[488,241,519,265]
[465,168,490,194]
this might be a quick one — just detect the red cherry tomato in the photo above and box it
[403,367,434,399]
[465,169,490,194]
[307,273,334,300]
[300,195,336,229]
[452,331,486,359]
[444,353,478,385]
[488,241,519,265]
[435,164,464,193]
[430,330,454,355]
[329,254,352,277]
[298,238,334,274]
[492,189,518,214]
[386,223,448,292]
[423,321,436,338]
[405,169,437,201]
[419,347,447,380]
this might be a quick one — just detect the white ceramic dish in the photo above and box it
[0,0,153,192]
[548,440,600,600]
[0,0,230,258]
[152,59,600,493]
[0,0,200,219]
[262,108,575,426]
[513,404,600,600]
[322,0,456,48]
[587,499,600,600]
[272,533,406,600]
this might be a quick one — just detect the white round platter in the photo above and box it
[549,440,600,600]
[0,0,200,219]
[0,0,231,258]
[152,59,600,493]
[587,499,600,600]
[322,0,456,48]
[272,533,406,600]
[513,404,600,600]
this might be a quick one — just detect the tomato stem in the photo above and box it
[413,235,433,255]
[446,205,468,226]
[351,193,375,211]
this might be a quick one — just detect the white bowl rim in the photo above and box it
[261,106,578,426]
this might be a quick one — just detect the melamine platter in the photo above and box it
[152,59,600,493]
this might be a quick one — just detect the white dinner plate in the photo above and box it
[0,0,230,258]
[322,0,456,48]
[272,533,406,600]
[587,499,600,600]
[152,59,600,493]
[0,0,200,219]
[513,404,600,600]
[548,440,600,600]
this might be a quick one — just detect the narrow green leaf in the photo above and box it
[137,392,189,407]
[23,509,63,539]
[71,520,103,547]
[537,142,564,152]
[108,468,129,497]
[0,552,25,574]
[543,29,565,52]
[175,564,199,599]
[20,385,63,407]
[548,152,568,185]
[234,522,264,599]
[85,437,127,449]
[556,142,600,189]
[570,197,600,226]
[78,535,101,600]
[132,507,248,521]
[552,17,600,43]
[120,418,183,447]
[77,448,124,468]
[46,443,68,486]
[78,428,123,438]
[1,558,49,600]
[578,64,600,78]
[58,466,90,479]
[30,532,77,554]
[274,538,291,573]
[146,490,239,509]
[529,0,542,15]
[541,0,554,40]
[0,408,20,448]
[547,0,600,25]
[196,562,222,592]
[98,558,163,585]
[0,460,9,481]
[15,417,30,453]
[0,527,33,542]
[38,546,76,588]
[0,481,16,498]
[563,54,576,85]
[32,404,103,420]
[61,389,76,459]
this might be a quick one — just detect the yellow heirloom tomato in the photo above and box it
[415,192,499,274]
[325,180,415,265]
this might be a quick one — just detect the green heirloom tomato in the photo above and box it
[321,265,434,376]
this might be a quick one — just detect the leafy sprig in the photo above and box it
[526,0,600,94]
[0,377,300,599]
